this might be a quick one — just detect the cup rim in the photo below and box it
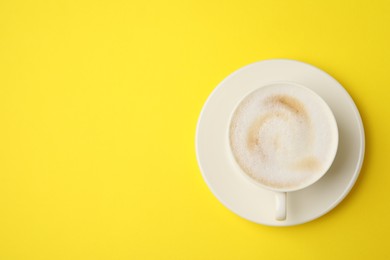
[227,81,339,193]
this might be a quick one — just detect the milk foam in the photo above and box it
[229,84,337,190]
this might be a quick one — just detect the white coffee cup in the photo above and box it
[228,82,338,220]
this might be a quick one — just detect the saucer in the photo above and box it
[195,59,365,226]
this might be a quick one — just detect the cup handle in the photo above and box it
[275,192,287,221]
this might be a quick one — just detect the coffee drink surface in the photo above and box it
[229,83,338,190]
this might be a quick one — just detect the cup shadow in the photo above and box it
[312,90,370,221]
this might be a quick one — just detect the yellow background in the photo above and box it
[0,0,388,259]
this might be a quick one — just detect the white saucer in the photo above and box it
[195,59,365,226]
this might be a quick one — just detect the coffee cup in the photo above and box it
[228,82,338,220]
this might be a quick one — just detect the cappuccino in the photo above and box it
[229,83,338,190]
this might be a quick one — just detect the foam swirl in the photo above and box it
[229,85,336,189]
